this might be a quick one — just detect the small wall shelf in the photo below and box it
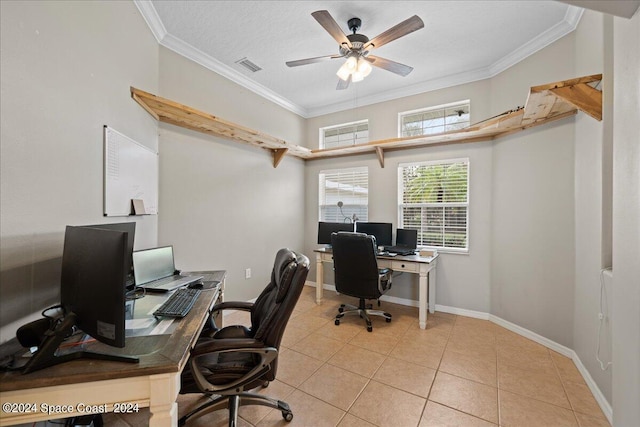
[131,74,602,168]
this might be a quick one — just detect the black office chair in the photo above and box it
[178,248,310,426]
[331,232,392,332]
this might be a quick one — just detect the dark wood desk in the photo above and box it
[0,271,225,427]
[314,248,438,329]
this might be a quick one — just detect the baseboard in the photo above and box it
[436,304,490,320]
[488,314,574,357]
[305,280,334,292]
[571,350,613,423]
[304,281,613,423]
[305,281,420,308]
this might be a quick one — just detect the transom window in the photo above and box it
[398,159,469,252]
[399,101,470,137]
[319,167,368,223]
[320,120,369,149]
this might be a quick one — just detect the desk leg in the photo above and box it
[315,253,324,305]
[428,266,436,314]
[419,270,428,329]
[148,373,180,427]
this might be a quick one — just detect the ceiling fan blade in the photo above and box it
[312,10,351,48]
[366,15,424,50]
[286,54,342,67]
[367,55,414,76]
[336,75,351,90]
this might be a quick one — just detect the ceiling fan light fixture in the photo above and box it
[351,71,365,82]
[357,58,372,77]
[290,11,424,90]
[337,56,371,83]
[336,56,359,81]
[336,62,352,81]
[346,56,358,70]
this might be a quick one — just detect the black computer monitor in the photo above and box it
[80,222,136,288]
[22,226,138,374]
[396,228,418,249]
[60,226,128,347]
[355,222,393,246]
[317,222,354,244]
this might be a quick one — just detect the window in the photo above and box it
[399,101,470,137]
[398,159,469,252]
[320,120,369,149]
[319,167,368,223]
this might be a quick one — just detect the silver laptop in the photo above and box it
[132,246,203,292]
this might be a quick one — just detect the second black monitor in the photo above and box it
[355,222,393,246]
[318,222,354,244]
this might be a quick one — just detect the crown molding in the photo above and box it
[306,67,493,117]
[488,6,584,76]
[133,0,166,43]
[133,0,308,117]
[159,33,307,117]
[134,1,584,119]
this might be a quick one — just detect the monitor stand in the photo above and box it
[22,312,139,374]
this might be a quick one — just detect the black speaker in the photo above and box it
[16,318,53,348]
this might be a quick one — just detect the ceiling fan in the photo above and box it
[286,10,424,90]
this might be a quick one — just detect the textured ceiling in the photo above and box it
[136,1,584,117]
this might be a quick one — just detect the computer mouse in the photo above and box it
[188,281,204,289]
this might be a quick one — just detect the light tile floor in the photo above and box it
[107,285,611,427]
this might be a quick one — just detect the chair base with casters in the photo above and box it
[178,389,293,426]
[335,297,392,332]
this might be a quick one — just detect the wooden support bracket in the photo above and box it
[272,148,288,168]
[550,83,602,121]
[375,147,385,168]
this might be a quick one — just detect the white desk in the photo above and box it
[314,249,438,329]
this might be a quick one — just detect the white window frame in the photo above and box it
[398,100,470,138]
[319,119,369,149]
[318,167,368,223]
[397,158,470,253]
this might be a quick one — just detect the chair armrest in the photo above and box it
[201,301,255,337]
[212,301,254,313]
[378,268,393,294]
[189,342,278,394]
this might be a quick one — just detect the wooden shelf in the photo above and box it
[131,74,602,168]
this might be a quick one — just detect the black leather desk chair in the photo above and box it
[179,248,310,426]
[331,232,392,332]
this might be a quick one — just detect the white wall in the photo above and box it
[0,1,158,342]
[572,10,613,403]
[303,80,494,311]
[489,33,577,348]
[157,48,307,302]
[611,9,640,426]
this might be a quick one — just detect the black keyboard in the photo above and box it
[153,288,201,318]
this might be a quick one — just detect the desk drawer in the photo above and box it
[390,260,419,273]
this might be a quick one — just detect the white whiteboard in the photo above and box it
[104,126,158,216]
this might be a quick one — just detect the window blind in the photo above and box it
[319,167,368,223]
[398,160,469,251]
[400,101,470,137]
[320,120,369,149]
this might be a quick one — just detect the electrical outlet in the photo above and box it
[245,268,251,279]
